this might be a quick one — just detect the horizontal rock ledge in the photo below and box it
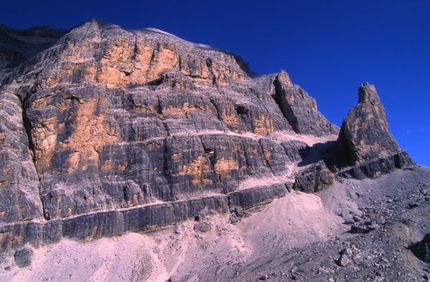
[336,151,415,180]
[0,183,289,253]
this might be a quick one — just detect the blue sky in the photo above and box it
[2,0,429,167]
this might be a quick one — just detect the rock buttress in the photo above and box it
[335,83,414,178]
[272,70,339,137]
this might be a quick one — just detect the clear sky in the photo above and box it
[2,0,429,167]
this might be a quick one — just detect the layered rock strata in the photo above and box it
[0,20,335,252]
[273,70,338,136]
[0,20,413,253]
[334,83,414,178]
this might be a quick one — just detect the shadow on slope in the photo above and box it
[298,141,337,167]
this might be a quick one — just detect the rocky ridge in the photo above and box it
[0,19,420,277]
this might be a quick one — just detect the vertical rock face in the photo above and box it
[0,20,415,252]
[338,83,401,165]
[0,20,340,250]
[273,70,339,136]
[335,83,414,178]
[0,93,42,223]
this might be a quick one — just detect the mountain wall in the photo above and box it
[0,19,413,253]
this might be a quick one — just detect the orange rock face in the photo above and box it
[0,20,347,251]
[338,83,402,165]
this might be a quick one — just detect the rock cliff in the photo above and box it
[334,83,414,179]
[0,19,414,253]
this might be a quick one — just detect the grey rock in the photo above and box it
[293,161,334,193]
[340,247,352,256]
[229,184,288,210]
[0,93,42,224]
[337,84,409,167]
[0,222,43,251]
[14,247,34,268]
[336,253,350,267]
[194,222,211,233]
[280,140,309,163]
[0,21,329,250]
[229,214,239,224]
[349,225,374,234]
[272,70,339,136]
[337,149,414,180]
[410,233,430,262]
[0,25,67,78]
[0,20,422,266]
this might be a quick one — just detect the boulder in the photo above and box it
[410,233,430,262]
[293,161,334,193]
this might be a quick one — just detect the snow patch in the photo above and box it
[144,28,177,37]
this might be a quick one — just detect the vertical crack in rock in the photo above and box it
[199,135,224,193]
[162,138,174,201]
[146,42,159,80]
[18,93,49,223]
[209,98,221,120]
[272,70,338,136]
[272,72,298,133]
[156,95,163,115]
[258,138,276,177]
[205,58,218,89]
[19,95,37,170]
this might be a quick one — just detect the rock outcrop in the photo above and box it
[0,20,415,253]
[410,233,430,263]
[338,83,401,165]
[273,70,338,136]
[293,161,334,193]
[334,83,414,178]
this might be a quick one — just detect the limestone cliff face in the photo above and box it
[273,70,338,136]
[335,83,414,179]
[0,19,412,252]
[339,83,400,164]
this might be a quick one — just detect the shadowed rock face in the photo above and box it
[410,233,430,263]
[336,83,413,172]
[0,20,414,253]
[273,70,339,136]
[0,25,67,77]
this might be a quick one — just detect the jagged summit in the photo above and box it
[333,83,413,178]
[273,70,338,136]
[358,82,381,104]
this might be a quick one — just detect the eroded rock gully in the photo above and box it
[0,19,421,277]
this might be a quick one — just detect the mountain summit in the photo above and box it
[0,20,427,281]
